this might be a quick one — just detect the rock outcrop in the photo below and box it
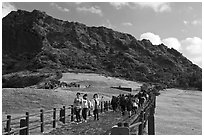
[2,10,202,90]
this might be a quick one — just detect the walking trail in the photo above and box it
[46,111,131,135]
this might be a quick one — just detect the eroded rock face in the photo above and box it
[2,10,202,90]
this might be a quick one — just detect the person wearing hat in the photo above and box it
[73,92,82,123]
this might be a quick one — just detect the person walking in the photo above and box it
[120,94,126,116]
[82,94,89,122]
[73,92,82,123]
[132,98,139,114]
[100,96,105,113]
[88,99,93,117]
[111,96,117,112]
[92,94,100,120]
[138,91,145,107]
[126,95,133,118]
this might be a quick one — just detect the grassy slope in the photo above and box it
[155,89,202,135]
[60,72,142,90]
[2,72,202,135]
[2,73,142,117]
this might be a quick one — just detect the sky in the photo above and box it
[2,2,202,68]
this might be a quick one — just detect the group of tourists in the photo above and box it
[73,93,105,124]
[72,84,156,123]
[111,87,150,117]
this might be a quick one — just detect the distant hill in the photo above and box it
[2,9,202,90]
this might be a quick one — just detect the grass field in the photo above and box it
[155,89,202,135]
[2,73,142,134]
[2,73,142,115]
[2,72,202,135]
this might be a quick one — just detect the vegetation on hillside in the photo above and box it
[2,10,202,90]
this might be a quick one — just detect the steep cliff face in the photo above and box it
[2,10,202,90]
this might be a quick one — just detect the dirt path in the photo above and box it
[47,111,129,135]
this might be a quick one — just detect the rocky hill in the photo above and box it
[2,9,202,90]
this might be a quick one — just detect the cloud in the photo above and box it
[191,20,202,25]
[180,37,202,67]
[183,20,188,25]
[188,6,193,10]
[109,2,129,10]
[183,19,201,26]
[181,37,202,55]
[140,32,181,50]
[136,2,171,12]
[162,37,181,51]
[76,6,103,16]
[140,32,202,67]
[2,2,16,18]
[121,22,133,26]
[50,3,69,12]
[75,2,82,5]
[109,2,171,13]
[140,32,162,45]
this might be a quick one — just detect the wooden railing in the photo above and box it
[3,87,159,135]
[110,92,157,135]
[2,101,111,135]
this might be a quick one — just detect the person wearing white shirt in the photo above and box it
[82,94,89,122]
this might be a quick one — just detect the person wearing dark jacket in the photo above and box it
[73,92,82,123]
[111,96,117,112]
[126,96,133,118]
[120,94,126,116]
[92,94,100,120]
[138,92,145,107]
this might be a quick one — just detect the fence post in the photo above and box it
[19,119,27,135]
[59,108,62,122]
[104,101,106,112]
[53,108,56,128]
[101,102,103,113]
[106,101,109,111]
[63,106,65,124]
[40,109,44,133]
[26,112,29,135]
[6,115,11,134]
[138,110,144,135]
[148,102,155,135]
[109,101,111,110]
[71,105,74,122]
[153,95,156,108]
[143,110,147,128]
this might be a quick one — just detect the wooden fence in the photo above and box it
[2,101,111,135]
[111,92,157,135]
[3,86,159,135]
